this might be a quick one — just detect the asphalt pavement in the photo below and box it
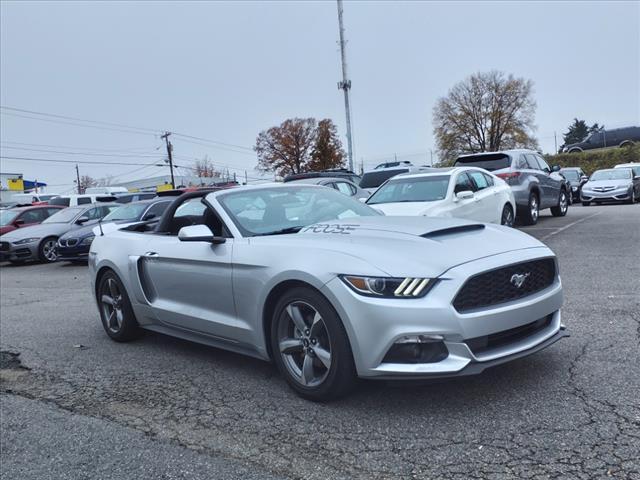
[1,203,639,480]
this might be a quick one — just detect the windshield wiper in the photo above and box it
[255,226,305,236]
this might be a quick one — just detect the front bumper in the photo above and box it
[0,240,39,262]
[581,189,631,202]
[322,248,565,379]
[56,243,91,262]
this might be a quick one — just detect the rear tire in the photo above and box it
[96,270,141,342]
[500,204,515,227]
[521,192,539,225]
[270,286,356,401]
[38,236,58,263]
[551,190,569,217]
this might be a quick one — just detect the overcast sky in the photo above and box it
[1,0,638,193]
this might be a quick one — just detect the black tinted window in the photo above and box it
[360,169,409,188]
[454,172,476,193]
[48,197,70,206]
[454,154,511,171]
[77,197,92,205]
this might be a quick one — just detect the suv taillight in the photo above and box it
[496,172,521,184]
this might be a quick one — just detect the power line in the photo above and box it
[0,145,165,158]
[1,140,160,154]
[0,155,164,167]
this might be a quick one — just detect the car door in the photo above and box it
[15,209,46,228]
[466,170,500,222]
[451,171,481,221]
[140,198,238,340]
[527,154,552,208]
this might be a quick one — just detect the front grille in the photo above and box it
[464,315,553,355]
[0,242,9,252]
[58,239,67,247]
[66,238,78,247]
[453,258,556,312]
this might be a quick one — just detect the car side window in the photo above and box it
[46,208,61,217]
[144,201,171,220]
[483,173,494,187]
[335,182,356,196]
[524,154,540,170]
[20,210,45,223]
[101,205,120,217]
[77,197,92,205]
[516,155,529,169]
[536,155,551,172]
[168,198,229,237]
[454,172,476,193]
[467,171,489,190]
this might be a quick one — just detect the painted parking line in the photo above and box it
[541,212,601,241]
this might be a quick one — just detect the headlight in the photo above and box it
[340,275,435,298]
[13,237,40,245]
[571,186,578,191]
[80,235,95,245]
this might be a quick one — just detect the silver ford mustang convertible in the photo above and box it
[89,185,567,400]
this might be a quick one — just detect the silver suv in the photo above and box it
[454,149,569,225]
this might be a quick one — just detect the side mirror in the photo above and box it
[551,165,561,172]
[580,175,588,182]
[13,219,25,226]
[142,213,156,221]
[178,224,226,244]
[455,190,474,200]
[76,216,89,225]
[358,197,368,203]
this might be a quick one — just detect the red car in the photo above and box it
[0,205,65,236]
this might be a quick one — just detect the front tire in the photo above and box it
[270,287,356,401]
[96,271,141,342]
[38,236,58,263]
[521,192,539,225]
[500,204,515,227]
[551,190,569,217]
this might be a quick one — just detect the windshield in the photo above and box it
[367,175,450,204]
[590,169,632,181]
[102,203,147,222]
[561,170,580,181]
[0,210,19,226]
[218,186,379,236]
[455,153,511,171]
[42,206,84,223]
[360,169,409,189]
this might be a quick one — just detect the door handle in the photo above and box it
[144,251,159,257]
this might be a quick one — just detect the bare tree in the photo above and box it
[433,71,538,162]
[96,174,115,187]
[255,118,317,177]
[193,156,217,179]
[78,175,96,194]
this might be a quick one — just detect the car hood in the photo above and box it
[367,200,447,216]
[254,216,548,278]
[584,179,631,189]
[0,222,74,241]
[0,225,17,235]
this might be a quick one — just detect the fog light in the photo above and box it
[383,337,448,364]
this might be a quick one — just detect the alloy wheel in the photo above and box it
[530,196,539,222]
[42,239,58,262]
[101,278,124,334]
[501,205,514,227]
[560,192,568,214]
[277,301,332,387]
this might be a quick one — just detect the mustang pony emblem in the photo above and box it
[510,273,531,289]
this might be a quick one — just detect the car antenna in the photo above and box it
[98,217,104,236]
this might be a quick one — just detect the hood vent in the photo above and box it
[421,224,485,238]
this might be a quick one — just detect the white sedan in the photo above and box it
[366,167,516,226]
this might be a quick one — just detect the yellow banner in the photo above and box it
[156,183,173,192]
[7,178,24,191]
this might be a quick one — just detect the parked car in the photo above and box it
[48,194,116,207]
[359,166,432,194]
[0,203,118,264]
[285,177,370,201]
[89,184,567,401]
[581,168,640,205]
[614,162,640,175]
[454,150,570,225]
[113,192,157,204]
[57,198,173,262]
[563,126,640,153]
[559,167,589,202]
[283,169,361,185]
[373,160,413,170]
[366,167,516,226]
[0,205,65,236]
[85,186,129,195]
[8,193,60,204]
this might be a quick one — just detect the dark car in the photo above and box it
[56,198,173,262]
[454,149,570,225]
[113,192,157,204]
[559,167,589,202]
[0,205,64,236]
[283,169,361,185]
[564,126,640,153]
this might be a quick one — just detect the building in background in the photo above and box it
[112,173,224,192]
[0,172,49,202]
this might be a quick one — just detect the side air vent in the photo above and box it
[421,224,485,238]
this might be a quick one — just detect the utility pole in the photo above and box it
[160,132,176,189]
[244,170,248,185]
[75,164,81,194]
[554,132,558,153]
[336,0,354,172]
